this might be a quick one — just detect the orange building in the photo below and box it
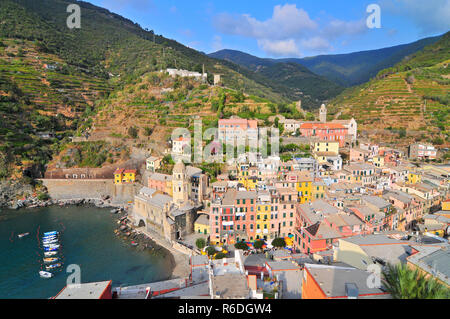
[302,264,390,299]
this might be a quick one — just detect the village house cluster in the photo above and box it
[109,106,449,300]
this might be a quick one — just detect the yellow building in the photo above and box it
[373,156,384,168]
[312,141,340,165]
[256,203,271,240]
[311,182,325,202]
[114,168,137,184]
[312,141,339,155]
[296,172,313,204]
[238,176,258,191]
[442,200,450,212]
[194,214,210,235]
[407,172,422,185]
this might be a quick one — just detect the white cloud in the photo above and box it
[215,4,317,41]
[381,0,450,34]
[213,4,367,57]
[258,39,302,57]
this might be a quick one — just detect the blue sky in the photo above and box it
[87,0,450,58]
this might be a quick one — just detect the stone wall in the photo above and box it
[41,179,138,204]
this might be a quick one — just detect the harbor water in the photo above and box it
[0,206,172,298]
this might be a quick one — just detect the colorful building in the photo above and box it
[407,172,422,185]
[300,123,348,147]
[114,168,137,184]
[194,214,210,235]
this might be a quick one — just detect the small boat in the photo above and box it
[43,245,60,250]
[44,247,59,252]
[43,231,59,236]
[39,271,53,279]
[45,263,61,270]
[43,238,58,244]
[131,241,138,247]
[43,257,59,263]
[44,251,58,257]
[42,236,58,241]
[18,233,30,238]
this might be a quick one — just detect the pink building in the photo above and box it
[218,118,258,143]
[300,123,348,147]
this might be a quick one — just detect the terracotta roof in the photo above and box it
[123,169,137,174]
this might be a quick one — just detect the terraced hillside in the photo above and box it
[81,72,287,156]
[329,32,449,148]
[0,38,112,179]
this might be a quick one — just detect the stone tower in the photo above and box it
[320,104,327,123]
[172,160,188,205]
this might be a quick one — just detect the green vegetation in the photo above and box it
[205,246,216,256]
[195,238,206,250]
[271,238,286,248]
[382,263,450,299]
[214,252,227,260]
[254,240,265,250]
[234,242,249,251]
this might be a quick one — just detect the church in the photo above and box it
[132,160,204,242]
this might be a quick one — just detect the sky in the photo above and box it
[87,0,450,58]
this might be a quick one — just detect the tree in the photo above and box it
[128,126,138,139]
[214,252,226,259]
[234,242,249,251]
[382,263,450,299]
[206,246,216,256]
[195,238,206,250]
[271,238,286,248]
[254,240,265,250]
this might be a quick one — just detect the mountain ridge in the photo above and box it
[209,35,442,87]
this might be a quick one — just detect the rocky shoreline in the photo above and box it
[112,211,177,279]
[3,195,122,211]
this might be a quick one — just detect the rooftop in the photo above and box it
[305,264,389,299]
[211,274,249,299]
[54,281,111,299]
[407,246,450,286]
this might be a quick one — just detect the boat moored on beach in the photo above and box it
[42,238,58,244]
[43,257,59,264]
[43,244,60,249]
[44,251,58,257]
[43,231,59,236]
[45,263,61,270]
[39,271,53,279]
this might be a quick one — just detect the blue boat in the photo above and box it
[43,239,58,245]
[43,231,58,236]
[44,247,59,252]
[45,263,61,270]
[43,244,60,249]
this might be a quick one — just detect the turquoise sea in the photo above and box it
[0,206,171,299]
